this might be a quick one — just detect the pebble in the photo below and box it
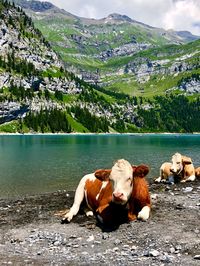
[102,233,109,240]
[131,245,137,250]
[69,235,77,239]
[81,251,89,256]
[169,247,175,254]
[175,245,182,251]
[87,235,94,242]
[149,249,160,257]
[73,244,79,248]
[53,241,60,246]
[182,187,193,193]
[160,254,172,263]
[114,239,122,245]
[194,255,200,260]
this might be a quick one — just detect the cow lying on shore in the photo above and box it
[62,159,151,226]
[155,152,195,183]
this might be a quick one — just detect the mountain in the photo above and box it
[10,0,200,98]
[0,0,200,133]
[0,0,113,133]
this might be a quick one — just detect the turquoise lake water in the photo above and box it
[0,134,200,198]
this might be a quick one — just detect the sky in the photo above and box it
[42,0,200,35]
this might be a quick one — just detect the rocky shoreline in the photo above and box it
[0,181,200,265]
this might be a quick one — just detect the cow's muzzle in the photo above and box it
[112,192,126,204]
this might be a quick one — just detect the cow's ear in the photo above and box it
[182,156,192,164]
[95,169,111,181]
[132,165,149,177]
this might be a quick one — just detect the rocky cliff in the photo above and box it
[0,1,82,124]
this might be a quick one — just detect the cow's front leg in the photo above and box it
[62,176,87,223]
[128,211,137,221]
[137,206,150,221]
[186,175,196,182]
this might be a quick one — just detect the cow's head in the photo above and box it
[95,159,149,205]
[170,152,192,174]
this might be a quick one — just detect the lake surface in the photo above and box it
[0,134,200,198]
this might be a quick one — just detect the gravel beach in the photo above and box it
[0,180,200,265]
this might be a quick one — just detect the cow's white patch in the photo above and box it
[110,159,133,203]
[96,181,108,200]
[137,206,150,221]
[186,175,196,181]
[86,210,93,217]
[88,173,96,181]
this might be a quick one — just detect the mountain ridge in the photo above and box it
[11,0,199,41]
[0,0,200,133]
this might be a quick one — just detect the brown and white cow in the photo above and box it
[155,152,195,183]
[62,159,151,225]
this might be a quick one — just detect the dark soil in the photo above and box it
[0,180,200,265]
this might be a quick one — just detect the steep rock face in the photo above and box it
[179,79,200,94]
[98,43,152,61]
[123,51,199,83]
[0,9,60,70]
[0,100,27,123]
[0,3,83,123]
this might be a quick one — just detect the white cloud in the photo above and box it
[163,0,200,35]
[45,0,200,35]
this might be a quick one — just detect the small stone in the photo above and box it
[176,204,184,210]
[87,235,94,242]
[194,255,200,260]
[113,247,119,252]
[123,244,130,249]
[81,251,89,256]
[169,247,175,254]
[114,239,122,245]
[182,187,193,193]
[53,241,60,246]
[69,235,77,239]
[102,233,109,240]
[175,245,182,251]
[160,255,172,263]
[73,244,79,248]
[131,245,137,250]
[149,249,160,257]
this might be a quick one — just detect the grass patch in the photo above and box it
[66,114,89,133]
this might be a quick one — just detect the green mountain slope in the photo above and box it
[0,0,200,133]
[12,0,200,98]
